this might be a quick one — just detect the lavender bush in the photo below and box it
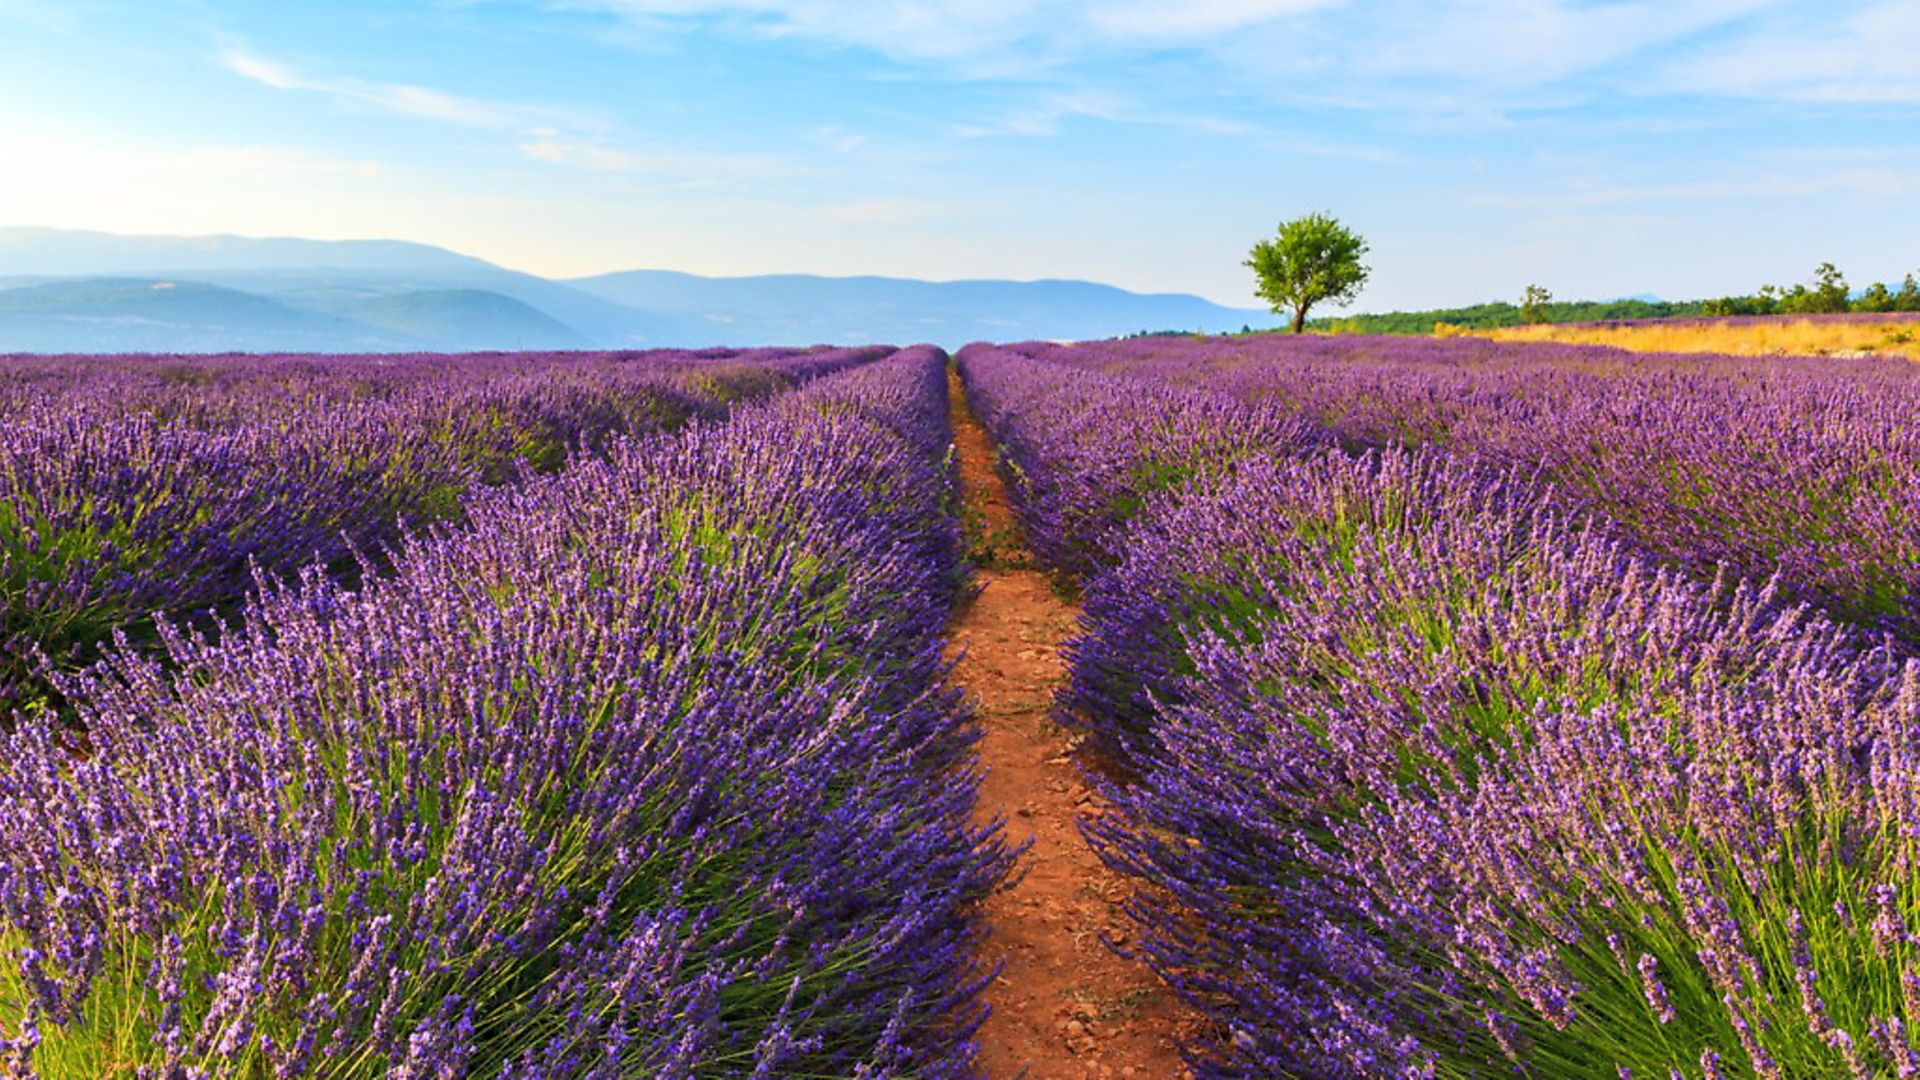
[1032,333,1920,645]
[0,346,1007,1076]
[0,347,843,427]
[963,336,1920,1073]
[0,347,883,717]
[954,344,1322,584]
[1077,447,1920,1077]
[953,343,1324,766]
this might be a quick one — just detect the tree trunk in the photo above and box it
[1291,305,1308,334]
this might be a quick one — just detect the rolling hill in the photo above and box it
[328,290,593,350]
[566,270,1269,345]
[0,278,411,354]
[0,227,1277,352]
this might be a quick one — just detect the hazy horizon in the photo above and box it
[0,223,1272,298]
[2,1,1916,312]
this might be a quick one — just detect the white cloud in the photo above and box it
[554,0,1050,72]
[544,0,1920,122]
[0,0,71,27]
[219,46,808,184]
[562,0,1349,75]
[1319,0,1780,87]
[1087,0,1338,38]
[566,0,1788,107]
[1665,1,1920,103]
[220,49,546,129]
[1467,166,1916,208]
[814,127,870,153]
[953,90,1254,138]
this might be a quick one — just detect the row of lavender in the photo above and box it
[954,344,1322,584]
[0,347,880,718]
[1022,334,1920,647]
[0,346,1009,1076]
[958,343,1920,1078]
[0,347,809,423]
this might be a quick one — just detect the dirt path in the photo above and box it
[946,369,1192,1080]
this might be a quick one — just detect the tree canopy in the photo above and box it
[1520,284,1553,324]
[1246,212,1370,333]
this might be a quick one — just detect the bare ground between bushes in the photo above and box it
[945,368,1195,1079]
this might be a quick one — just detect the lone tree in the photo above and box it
[1246,212,1370,333]
[1520,284,1553,324]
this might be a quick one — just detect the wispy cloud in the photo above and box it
[1468,167,1915,209]
[813,127,870,153]
[219,48,554,129]
[1258,137,1398,163]
[566,0,1793,113]
[953,90,1254,138]
[0,0,80,29]
[1303,0,1781,89]
[1086,0,1340,38]
[563,0,1336,76]
[548,0,1920,135]
[219,45,808,183]
[1662,1,1920,103]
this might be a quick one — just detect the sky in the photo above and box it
[0,0,1916,310]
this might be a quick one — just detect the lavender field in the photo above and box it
[13,0,1914,1072]
[0,346,1009,1076]
[1026,335,1920,645]
[961,336,1920,1078]
[4,336,1918,1077]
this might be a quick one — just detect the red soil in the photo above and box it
[946,369,1194,1079]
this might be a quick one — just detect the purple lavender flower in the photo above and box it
[0,346,1008,1076]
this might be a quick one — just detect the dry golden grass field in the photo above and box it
[1472,316,1920,360]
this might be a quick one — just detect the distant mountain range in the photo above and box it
[0,227,1275,353]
